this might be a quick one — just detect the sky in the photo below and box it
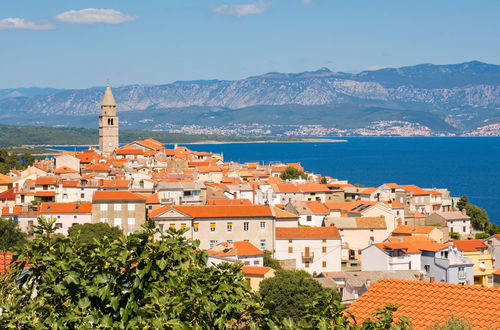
[1,0,499,89]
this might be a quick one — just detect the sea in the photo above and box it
[52,137,500,224]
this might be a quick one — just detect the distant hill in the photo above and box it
[0,124,296,147]
[0,61,499,134]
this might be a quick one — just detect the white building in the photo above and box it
[275,226,342,275]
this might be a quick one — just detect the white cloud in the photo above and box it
[55,8,135,24]
[213,2,271,17]
[0,18,54,30]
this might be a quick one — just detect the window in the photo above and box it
[227,240,233,245]
[227,222,233,232]
[305,261,310,268]
[260,222,266,231]
[159,224,164,232]
[243,222,249,231]
[63,193,68,199]
[260,240,266,250]
[72,223,78,226]
[488,276,493,285]
[210,222,216,232]
[55,223,63,229]
[80,193,84,198]
[128,204,135,211]
[424,264,430,273]
[322,261,327,268]
[322,239,326,243]
[193,223,199,232]
[288,246,293,253]
[128,218,135,225]
[209,240,217,249]
[114,204,121,211]
[57,215,61,219]
[254,260,260,265]
[100,204,108,211]
[115,218,122,228]
[306,215,312,222]
[181,223,186,229]
[244,261,250,266]
[370,236,374,242]
[450,227,454,232]
[100,218,108,223]
[73,215,77,219]
[288,240,293,243]
[463,226,466,233]
[322,246,327,253]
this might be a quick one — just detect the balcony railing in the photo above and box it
[301,252,314,261]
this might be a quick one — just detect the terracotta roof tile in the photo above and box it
[207,199,252,206]
[34,191,55,197]
[393,225,435,235]
[35,177,58,185]
[453,239,487,252]
[346,279,500,329]
[276,226,340,239]
[0,188,16,200]
[208,241,263,257]
[40,202,92,214]
[53,166,79,174]
[0,173,14,184]
[241,266,272,275]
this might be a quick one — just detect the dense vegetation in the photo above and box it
[0,218,26,273]
[457,195,499,234]
[0,124,300,148]
[0,217,411,329]
[67,223,123,247]
[280,166,308,180]
[0,149,36,174]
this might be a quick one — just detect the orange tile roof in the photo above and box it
[196,166,222,173]
[304,201,330,214]
[34,191,55,197]
[92,191,147,202]
[453,239,487,252]
[400,185,441,196]
[276,226,340,239]
[0,173,14,184]
[410,210,426,218]
[271,165,288,173]
[1,206,21,217]
[383,200,404,208]
[494,269,500,276]
[35,176,58,185]
[355,216,387,229]
[272,183,301,193]
[115,147,144,155]
[393,225,435,235]
[145,193,160,204]
[241,266,272,275]
[99,179,130,188]
[53,166,79,174]
[207,199,253,206]
[208,241,263,257]
[85,163,111,172]
[272,206,299,219]
[39,202,92,214]
[346,279,500,329]
[149,205,272,219]
[360,187,377,194]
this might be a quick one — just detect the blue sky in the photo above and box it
[1,0,499,89]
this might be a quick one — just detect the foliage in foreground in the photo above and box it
[0,218,26,273]
[0,217,411,329]
[429,315,473,330]
[67,222,123,247]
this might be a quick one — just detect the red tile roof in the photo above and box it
[241,266,272,275]
[92,191,147,202]
[85,163,111,172]
[453,239,487,252]
[39,202,92,214]
[360,187,377,194]
[115,147,144,155]
[149,205,272,219]
[99,179,130,188]
[304,201,330,214]
[0,188,15,200]
[276,226,340,239]
[346,279,500,329]
[35,177,58,185]
[145,193,160,204]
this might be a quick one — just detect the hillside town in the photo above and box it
[1,85,499,327]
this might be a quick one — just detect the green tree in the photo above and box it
[464,203,489,231]
[259,270,340,321]
[320,177,328,184]
[263,250,282,270]
[280,166,307,180]
[456,195,468,211]
[0,218,26,273]
[0,218,411,329]
[67,222,123,246]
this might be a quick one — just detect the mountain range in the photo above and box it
[1,61,499,135]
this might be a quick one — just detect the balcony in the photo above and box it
[301,252,314,262]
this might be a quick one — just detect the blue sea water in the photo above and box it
[52,137,500,224]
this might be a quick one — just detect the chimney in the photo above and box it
[366,279,371,287]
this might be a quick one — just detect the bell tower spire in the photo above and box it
[99,83,119,155]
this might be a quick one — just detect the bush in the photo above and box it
[475,232,490,239]
[449,232,460,240]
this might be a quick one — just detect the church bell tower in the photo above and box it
[99,84,119,155]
